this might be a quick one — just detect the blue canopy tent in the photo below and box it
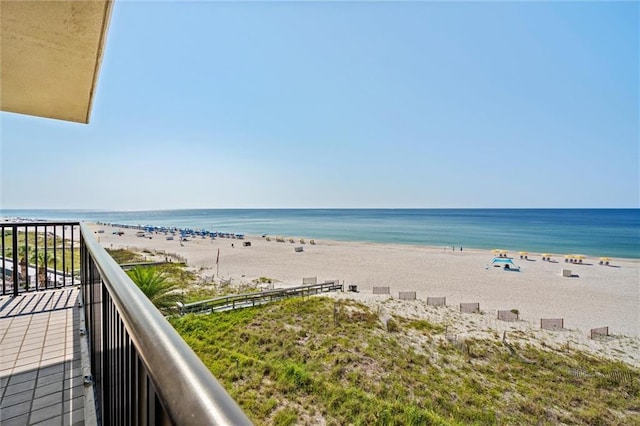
[487,257,521,271]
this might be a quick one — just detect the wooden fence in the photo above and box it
[427,297,446,307]
[460,302,480,313]
[398,291,416,300]
[497,310,519,321]
[590,326,609,339]
[540,318,564,331]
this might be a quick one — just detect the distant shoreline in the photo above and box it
[5,215,639,262]
[88,220,640,264]
[2,208,639,259]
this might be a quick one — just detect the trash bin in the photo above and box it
[348,285,358,292]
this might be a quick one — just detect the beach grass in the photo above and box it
[169,297,640,425]
[105,248,147,264]
[104,248,262,303]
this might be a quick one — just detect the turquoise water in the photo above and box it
[2,209,638,259]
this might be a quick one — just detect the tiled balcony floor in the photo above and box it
[0,288,89,425]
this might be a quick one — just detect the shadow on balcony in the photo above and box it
[0,288,87,425]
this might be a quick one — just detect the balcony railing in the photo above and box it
[2,221,251,425]
[1,221,80,296]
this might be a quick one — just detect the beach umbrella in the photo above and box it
[498,250,509,258]
[599,257,611,261]
[491,249,503,257]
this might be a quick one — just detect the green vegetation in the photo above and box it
[156,263,196,285]
[105,248,203,312]
[182,282,261,303]
[170,297,640,426]
[105,248,195,283]
[106,248,146,264]
[104,247,259,305]
[181,284,222,303]
[403,318,446,334]
[2,231,80,273]
[126,266,183,312]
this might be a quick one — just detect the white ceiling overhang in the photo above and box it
[1,0,114,123]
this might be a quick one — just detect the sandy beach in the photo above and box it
[87,223,640,365]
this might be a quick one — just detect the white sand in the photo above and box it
[88,223,640,365]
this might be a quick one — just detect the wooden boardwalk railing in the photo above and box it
[177,281,343,314]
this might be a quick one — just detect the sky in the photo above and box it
[1,1,638,210]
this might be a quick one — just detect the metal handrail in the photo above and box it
[80,223,251,425]
[0,221,79,295]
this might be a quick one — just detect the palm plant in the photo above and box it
[30,250,54,287]
[126,266,182,312]
[18,245,32,289]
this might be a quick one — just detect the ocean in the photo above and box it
[1,209,638,259]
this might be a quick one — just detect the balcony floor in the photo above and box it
[0,288,90,425]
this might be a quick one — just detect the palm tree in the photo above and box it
[126,266,181,312]
[18,245,32,289]
[30,250,54,287]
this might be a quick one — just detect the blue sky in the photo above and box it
[1,1,638,210]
